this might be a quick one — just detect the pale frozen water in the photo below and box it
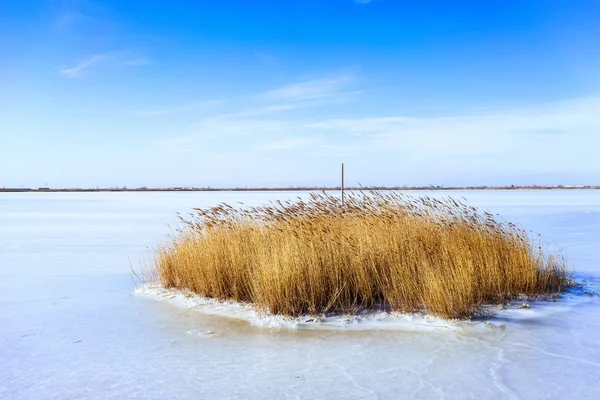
[1,190,599,399]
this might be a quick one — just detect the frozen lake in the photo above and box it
[1,190,599,399]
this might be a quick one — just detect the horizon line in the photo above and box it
[2,184,600,193]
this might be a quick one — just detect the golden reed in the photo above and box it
[152,191,568,319]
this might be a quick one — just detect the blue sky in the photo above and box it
[1,0,599,188]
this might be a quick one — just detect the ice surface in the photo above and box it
[1,190,600,399]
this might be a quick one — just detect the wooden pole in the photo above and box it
[341,163,345,207]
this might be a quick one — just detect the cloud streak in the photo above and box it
[262,74,356,102]
[59,51,149,78]
[213,92,361,120]
[143,72,360,122]
[59,53,108,77]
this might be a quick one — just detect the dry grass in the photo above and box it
[152,191,569,319]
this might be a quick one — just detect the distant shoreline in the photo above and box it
[1,185,599,193]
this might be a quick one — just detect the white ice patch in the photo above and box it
[134,283,527,333]
[134,283,462,332]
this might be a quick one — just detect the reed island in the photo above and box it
[149,191,569,319]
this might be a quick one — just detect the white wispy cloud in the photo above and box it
[59,53,109,77]
[355,0,375,4]
[214,93,361,120]
[147,72,361,122]
[60,51,149,78]
[262,74,356,102]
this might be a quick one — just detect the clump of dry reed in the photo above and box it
[153,191,569,319]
